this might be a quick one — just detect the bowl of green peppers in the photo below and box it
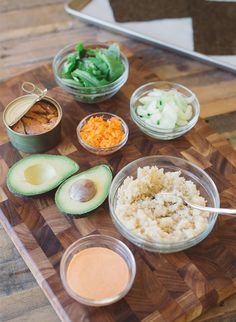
[53,42,129,103]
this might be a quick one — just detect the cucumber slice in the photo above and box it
[184,105,193,120]
[136,88,193,130]
[137,105,149,117]
[139,96,155,104]
[150,112,161,125]
[176,119,188,126]
[147,89,163,97]
[147,100,158,114]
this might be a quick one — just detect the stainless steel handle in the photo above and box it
[155,193,236,216]
[187,202,236,216]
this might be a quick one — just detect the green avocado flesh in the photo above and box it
[7,154,79,196]
[55,164,112,216]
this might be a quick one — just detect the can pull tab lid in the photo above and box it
[6,82,47,127]
[21,82,47,97]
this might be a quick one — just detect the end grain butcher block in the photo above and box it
[0,54,236,322]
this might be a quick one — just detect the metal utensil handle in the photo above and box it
[187,203,236,216]
[21,82,47,98]
[155,192,236,216]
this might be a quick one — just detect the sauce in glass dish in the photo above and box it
[66,247,129,300]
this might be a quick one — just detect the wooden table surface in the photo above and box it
[0,1,236,321]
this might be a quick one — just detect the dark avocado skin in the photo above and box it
[6,185,57,199]
[62,201,108,219]
[63,211,94,219]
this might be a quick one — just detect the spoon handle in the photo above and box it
[155,193,236,216]
[188,203,236,216]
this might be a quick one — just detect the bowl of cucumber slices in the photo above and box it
[130,81,200,140]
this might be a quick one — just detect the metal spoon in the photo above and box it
[155,192,236,216]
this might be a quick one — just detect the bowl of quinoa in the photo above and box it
[109,155,220,253]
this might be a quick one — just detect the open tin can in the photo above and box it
[3,83,62,153]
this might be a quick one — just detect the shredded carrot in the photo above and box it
[80,116,125,148]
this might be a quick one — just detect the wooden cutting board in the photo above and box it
[0,53,236,322]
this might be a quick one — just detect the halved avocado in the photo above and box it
[7,154,79,196]
[55,164,112,217]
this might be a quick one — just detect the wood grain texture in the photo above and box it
[0,1,236,321]
[0,52,236,322]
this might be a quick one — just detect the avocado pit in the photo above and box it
[69,178,96,202]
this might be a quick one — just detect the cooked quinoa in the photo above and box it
[115,166,209,242]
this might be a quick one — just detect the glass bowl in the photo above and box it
[109,155,220,253]
[60,234,136,306]
[77,112,129,155]
[130,81,200,140]
[53,43,129,103]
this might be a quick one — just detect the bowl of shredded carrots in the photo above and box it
[77,112,129,155]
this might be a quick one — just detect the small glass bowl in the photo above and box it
[109,155,220,253]
[60,234,136,306]
[130,81,200,140]
[77,112,129,155]
[53,43,129,103]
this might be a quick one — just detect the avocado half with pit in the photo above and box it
[55,164,112,217]
[7,154,79,196]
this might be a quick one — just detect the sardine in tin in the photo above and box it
[3,94,62,153]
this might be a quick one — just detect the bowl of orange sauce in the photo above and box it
[60,234,136,306]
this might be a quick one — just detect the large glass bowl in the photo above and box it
[53,43,129,103]
[130,81,200,140]
[109,155,220,253]
[60,234,136,306]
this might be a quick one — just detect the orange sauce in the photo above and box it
[66,247,129,300]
